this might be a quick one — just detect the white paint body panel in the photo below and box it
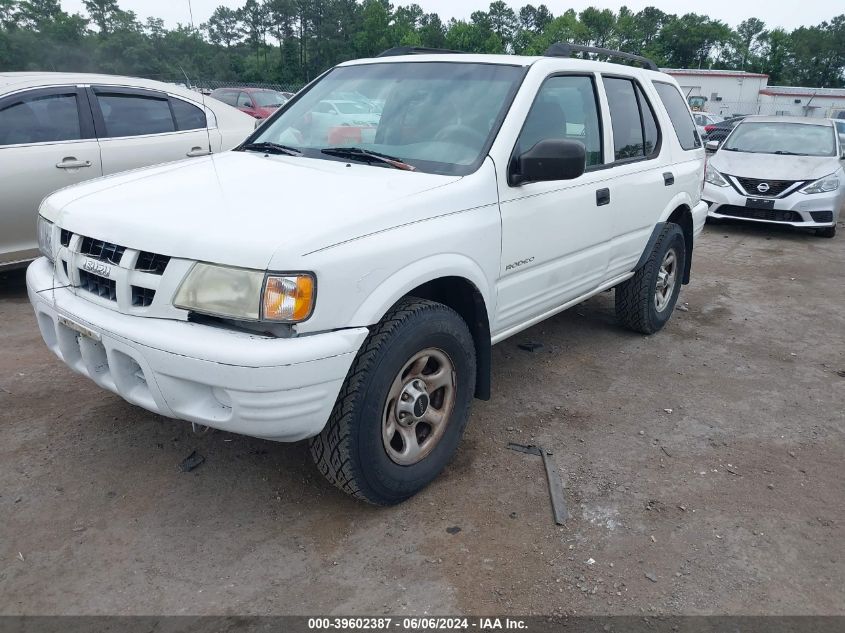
[27,57,706,441]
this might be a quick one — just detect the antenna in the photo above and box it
[183,0,212,156]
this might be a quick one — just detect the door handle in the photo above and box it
[186,147,211,157]
[56,158,92,169]
[596,188,610,206]
[663,172,675,186]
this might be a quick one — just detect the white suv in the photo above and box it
[28,45,707,505]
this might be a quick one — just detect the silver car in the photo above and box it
[703,116,845,238]
[0,72,255,270]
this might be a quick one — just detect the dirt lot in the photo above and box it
[1,221,843,616]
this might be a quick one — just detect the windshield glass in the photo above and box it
[251,62,526,175]
[252,91,288,107]
[723,121,836,156]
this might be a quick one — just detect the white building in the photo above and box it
[663,68,845,119]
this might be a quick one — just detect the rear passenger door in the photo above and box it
[599,75,676,278]
[89,86,211,175]
[0,86,102,265]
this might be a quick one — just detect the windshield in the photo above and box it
[250,62,526,175]
[253,91,288,107]
[723,121,836,156]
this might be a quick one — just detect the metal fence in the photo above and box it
[697,100,845,119]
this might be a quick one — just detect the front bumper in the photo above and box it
[703,181,842,228]
[27,257,369,441]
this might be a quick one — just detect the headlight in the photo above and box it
[173,263,315,323]
[801,174,840,194]
[704,163,729,187]
[37,216,54,262]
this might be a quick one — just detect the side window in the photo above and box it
[237,92,253,108]
[603,77,645,160]
[517,75,603,168]
[636,84,660,156]
[95,91,175,137]
[653,81,702,150]
[171,98,207,131]
[0,91,81,146]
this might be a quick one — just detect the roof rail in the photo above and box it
[377,46,466,57]
[543,43,659,71]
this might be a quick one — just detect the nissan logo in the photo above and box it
[757,182,770,193]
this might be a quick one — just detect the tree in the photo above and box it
[205,6,242,48]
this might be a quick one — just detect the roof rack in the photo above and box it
[377,46,466,57]
[543,43,658,71]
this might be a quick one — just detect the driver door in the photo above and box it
[495,74,613,333]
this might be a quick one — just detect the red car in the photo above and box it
[209,87,289,120]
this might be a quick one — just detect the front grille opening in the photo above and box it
[810,211,834,223]
[80,236,125,265]
[131,286,156,307]
[718,206,803,223]
[135,251,170,275]
[78,269,117,301]
[735,177,799,198]
[60,229,73,247]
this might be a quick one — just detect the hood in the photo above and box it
[42,151,461,269]
[710,150,839,182]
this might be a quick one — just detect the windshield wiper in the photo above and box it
[321,147,416,171]
[772,150,807,156]
[239,141,301,156]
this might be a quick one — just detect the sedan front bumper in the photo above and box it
[703,181,842,228]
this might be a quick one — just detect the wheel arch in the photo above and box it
[349,257,494,401]
[639,196,694,285]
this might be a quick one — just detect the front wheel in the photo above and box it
[615,222,687,334]
[309,297,476,505]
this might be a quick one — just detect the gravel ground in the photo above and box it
[1,221,843,616]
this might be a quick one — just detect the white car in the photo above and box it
[0,72,255,269]
[691,111,724,140]
[704,116,845,238]
[28,46,707,505]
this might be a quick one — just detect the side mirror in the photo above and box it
[705,140,720,152]
[510,139,586,186]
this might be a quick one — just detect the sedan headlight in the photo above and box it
[173,263,315,323]
[37,216,54,262]
[704,163,729,187]
[801,174,840,195]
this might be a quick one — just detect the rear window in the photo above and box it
[171,98,206,130]
[96,92,175,137]
[602,77,660,161]
[653,81,701,150]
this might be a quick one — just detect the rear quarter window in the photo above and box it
[653,81,701,151]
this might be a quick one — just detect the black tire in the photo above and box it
[615,223,686,335]
[816,225,836,238]
[309,297,476,505]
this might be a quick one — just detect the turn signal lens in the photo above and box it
[262,274,315,322]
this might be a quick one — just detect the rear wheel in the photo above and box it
[310,297,476,505]
[816,225,836,238]
[615,223,686,334]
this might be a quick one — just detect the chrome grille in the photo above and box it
[734,177,801,198]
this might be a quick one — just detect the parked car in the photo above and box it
[209,87,289,120]
[0,72,255,270]
[703,115,746,144]
[835,119,845,144]
[28,46,707,505]
[692,111,724,140]
[703,115,844,238]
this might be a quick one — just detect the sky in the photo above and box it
[60,0,840,31]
